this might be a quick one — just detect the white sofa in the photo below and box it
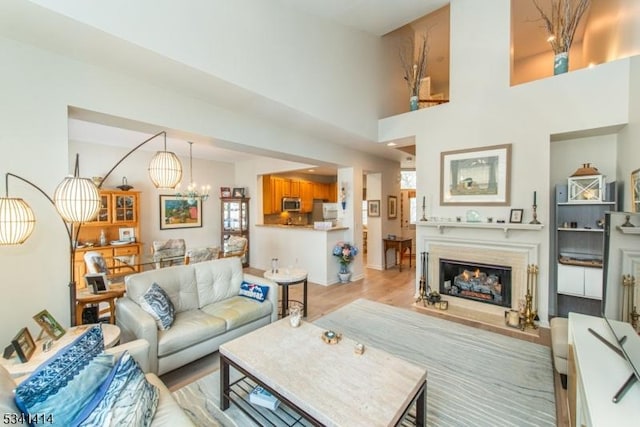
[0,339,194,426]
[117,257,278,375]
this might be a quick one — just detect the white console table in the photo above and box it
[568,312,640,426]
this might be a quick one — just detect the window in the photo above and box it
[401,170,416,190]
[362,200,368,226]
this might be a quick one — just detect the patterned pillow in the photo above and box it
[14,325,109,426]
[238,281,270,302]
[139,283,175,330]
[74,351,158,426]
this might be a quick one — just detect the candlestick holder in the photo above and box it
[529,204,541,224]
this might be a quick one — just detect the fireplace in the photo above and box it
[439,259,512,308]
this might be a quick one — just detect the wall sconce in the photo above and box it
[0,130,183,325]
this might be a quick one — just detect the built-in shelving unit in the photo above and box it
[554,181,618,317]
[418,221,544,237]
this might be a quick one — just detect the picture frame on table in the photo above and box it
[232,187,245,198]
[159,195,203,229]
[509,208,524,224]
[84,273,109,294]
[440,143,511,206]
[32,309,66,340]
[220,187,232,198]
[118,227,135,242]
[388,195,397,219]
[11,327,36,362]
[368,200,380,217]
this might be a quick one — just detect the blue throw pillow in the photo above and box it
[238,281,269,302]
[139,282,175,330]
[74,351,158,426]
[14,325,109,426]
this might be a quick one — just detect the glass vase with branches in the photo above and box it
[399,33,429,105]
[533,0,591,74]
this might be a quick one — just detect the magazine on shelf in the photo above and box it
[249,386,280,411]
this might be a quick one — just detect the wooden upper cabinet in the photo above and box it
[263,175,284,214]
[300,181,314,213]
[328,182,338,202]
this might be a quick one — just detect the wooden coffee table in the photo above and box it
[220,318,427,426]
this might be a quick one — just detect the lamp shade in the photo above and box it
[0,197,36,245]
[53,176,101,223]
[149,151,182,189]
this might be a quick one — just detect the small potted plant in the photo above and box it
[332,241,359,283]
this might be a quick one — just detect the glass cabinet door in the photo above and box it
[113,194,137,223]
[222,199,247,231]
[87,194,110,225]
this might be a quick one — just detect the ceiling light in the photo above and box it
[175,141,210,204]
[387,142,398,147]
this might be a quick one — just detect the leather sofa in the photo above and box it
[0,339,194,426]
[117,257,278,375]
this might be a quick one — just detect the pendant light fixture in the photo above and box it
[175,141,210,204]
[53,155,101,223]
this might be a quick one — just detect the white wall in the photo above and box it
[27,0,383,141]
[379,0,640,324]
[0,29,392,344]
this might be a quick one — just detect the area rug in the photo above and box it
[173,298,556,426]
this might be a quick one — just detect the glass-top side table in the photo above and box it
[263,268,308,318]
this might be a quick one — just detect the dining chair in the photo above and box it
[184,246,220,265]
[83,251,133,284]
[152,239,187,269]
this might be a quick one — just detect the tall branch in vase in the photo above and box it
[532,0,591,74]
[399,32,429,110]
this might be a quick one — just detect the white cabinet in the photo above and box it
[557,264,602,299]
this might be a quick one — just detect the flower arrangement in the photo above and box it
[533,0,591,55]
[332,241,359,273]
[399,33,429,98]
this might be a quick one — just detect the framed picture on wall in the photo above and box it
[388,196,397,219]
[368,200,380,217]
[159,195,203,229]
[440,143,511,206]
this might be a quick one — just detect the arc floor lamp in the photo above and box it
[0,130,182,326]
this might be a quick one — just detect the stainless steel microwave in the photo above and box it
[282,197,301,212]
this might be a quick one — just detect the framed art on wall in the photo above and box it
[368,200,380,217]
[632,168,640,212]
[159,195,203,229]
[388,196,397,219]
[440,143,511,206]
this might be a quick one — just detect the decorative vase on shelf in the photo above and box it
[338,264,351,283]
[554,52,569,75]
[409,95,419,111]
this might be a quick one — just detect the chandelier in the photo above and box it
[175,141,210,204]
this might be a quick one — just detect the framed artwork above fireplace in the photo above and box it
[440,143,511,206]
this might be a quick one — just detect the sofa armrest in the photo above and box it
[243,273,280,322]
[116,297,160,374]
[104,339,151,373]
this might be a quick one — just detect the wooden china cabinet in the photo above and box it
[73,189,142,288]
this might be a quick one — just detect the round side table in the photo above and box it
[263,268,308,318]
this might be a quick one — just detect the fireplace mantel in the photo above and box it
[418,220,543,237]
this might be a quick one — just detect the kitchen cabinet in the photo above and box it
[300,181,314,213]
[221,197,250,267]
[263,175,282,214]
[555,182,617,314]
[74,190,142,287]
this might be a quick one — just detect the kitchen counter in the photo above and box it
[253,224,350,285]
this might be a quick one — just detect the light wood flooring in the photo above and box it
[161,258,569,427]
